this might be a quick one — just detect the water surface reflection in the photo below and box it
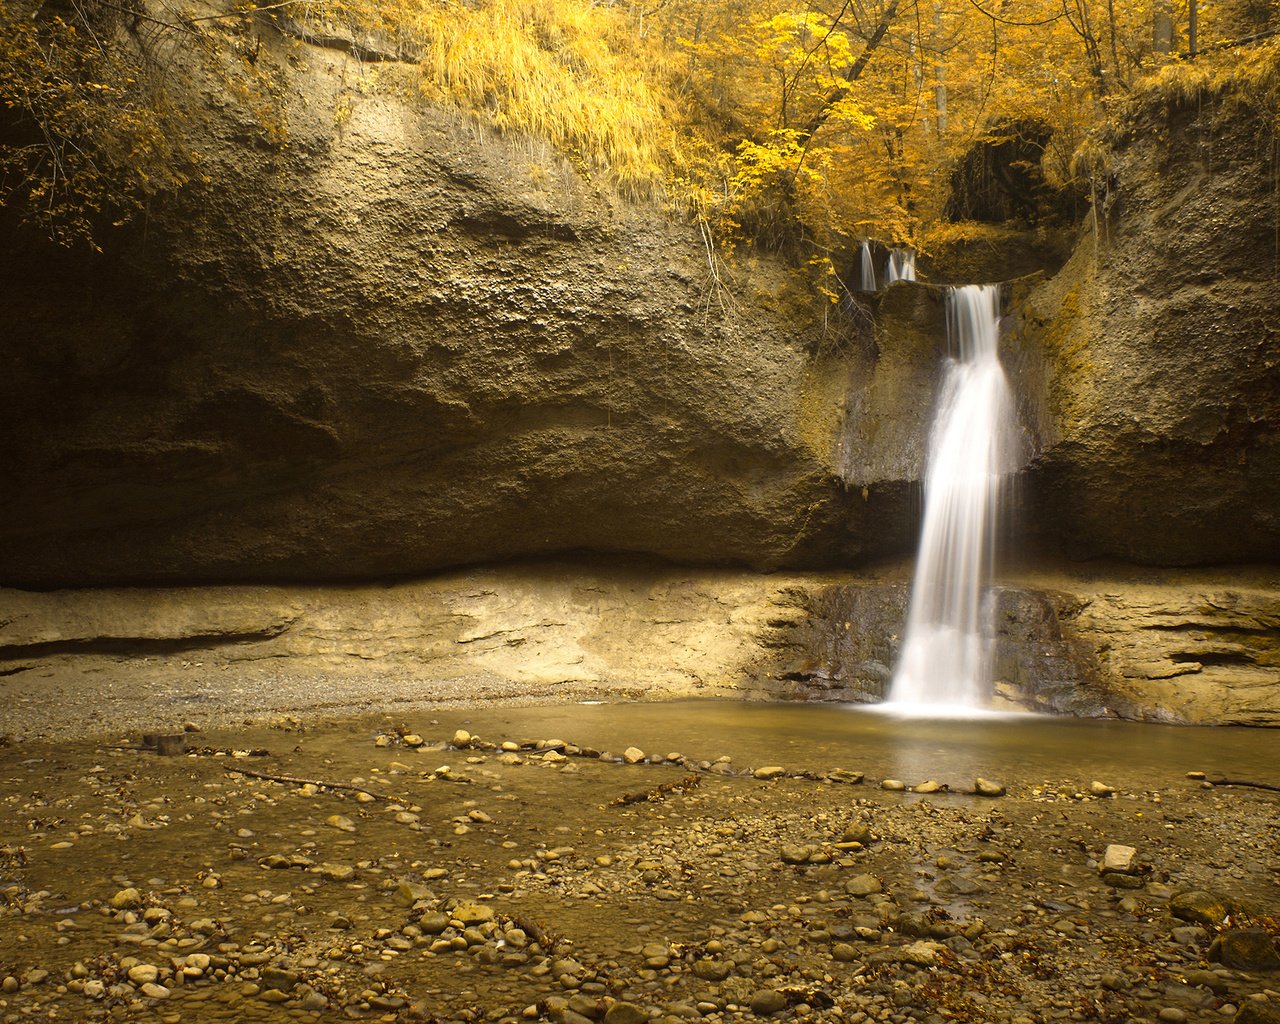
[455,700,1279,791]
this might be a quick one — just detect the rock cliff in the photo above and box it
[0,13,1277,726]
[1018,86,1280,564]
[0,23,876,587]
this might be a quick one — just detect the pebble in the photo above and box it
[110,887,143,909]
[127,964,159,985]
[975,778,1006,797]
[753,766,785,780]
[880,779,906,791]
[749,989,788,1015]
[845,874,883,897]
[603,1002,650,1024]
[622,747,646,764]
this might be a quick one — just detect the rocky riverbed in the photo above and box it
[1,707,1278,1024]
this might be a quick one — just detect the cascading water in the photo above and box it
[884,248,916,284]
[888,284,1022,710]
[859,240,877,292]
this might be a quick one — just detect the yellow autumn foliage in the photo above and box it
[0,0,1276,260]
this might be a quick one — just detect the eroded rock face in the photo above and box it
[0,28,877,587]
[0,17,1277,588]
[1018,94,1280,565]
[1,561,1273,732]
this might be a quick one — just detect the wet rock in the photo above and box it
[603,1002,650,1024]
[1090,781,1116,796]
[1235,1002,1280,1024]
[1171,926,1206,946]
[1157,1008,1188,1023]
[832,943,859,962]
[300,991,330,1011]
[1181,969,1229,994]
[780,845,816,865]
[395,881,432,906]
[899,941,945,966]
[1210,930,1280,971]
[912,780,943,794]
[262,967,299,991]
[453,902,495,925]
[845,874,883,897]
[110,887,143,909]
[692,960,732,982]
[325,815,356,832]
[975,778,1006,797]
[753,766,785,780]
[126,964,159,985]
[139,982,170,999]
[841,823,875,845]
[1170,891,1234,929]
[452,730,472,748]
[880,779,906,791]
[1,976,18,994]
[749,989,788,1015]
[622,747,646,765]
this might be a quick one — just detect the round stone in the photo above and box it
[110,887,142,910]
[603,1002,650,1024]
[127,964,159,985]
[749,989,788,1015]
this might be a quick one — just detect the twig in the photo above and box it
[506,915,563,953]
[1199,773,1280,793]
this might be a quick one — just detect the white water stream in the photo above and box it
[884,248,916,284]
[859,240,877,291]
[888,284,1022,710]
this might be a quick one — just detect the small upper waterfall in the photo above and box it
[884,248,916,285]
[888,284,1022,710]
[858,240,877,292]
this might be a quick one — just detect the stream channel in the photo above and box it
[1,699,1278,1024]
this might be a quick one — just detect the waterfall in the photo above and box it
[884,248,916,284]
[888,284,1021,709]
[859,240,877,292]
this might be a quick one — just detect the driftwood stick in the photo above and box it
[1199,773,1280,793]
[223,766,398,801]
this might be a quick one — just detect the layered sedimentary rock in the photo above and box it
[2,562,1274,735]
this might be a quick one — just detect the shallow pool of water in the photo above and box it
[443,699,1280,791]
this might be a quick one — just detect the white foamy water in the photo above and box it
[889,284,1022,709]
[884,248,916,284]
[859,240,877,291]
